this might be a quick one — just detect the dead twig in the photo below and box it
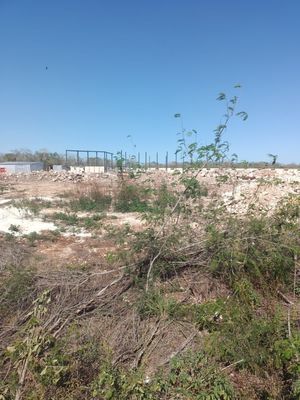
[158,331,197,367]
[277,290,294,305]
[134,320,161,368]
[221,359,244,371]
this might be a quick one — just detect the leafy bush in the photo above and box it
[150,183,177,218]
[207,214,299,291]
[206,302,285,373]
[92,361,153,400]
[25,230,61,245]
[70,194,111,212]
[8,224,20,233]
[91,352,236,400]
[159,351,236,399]
[137,289,182,319]
[275,335,300,398]
[51,212,79,225]
[68,183,112,212]
[180,176,208,198]
[195,299,227,331]
[12,198,52,215]
[115,183,150,212]
[0,266,35,318]
[81,214,104,229]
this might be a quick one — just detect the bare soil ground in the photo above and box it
[0,168,298,275]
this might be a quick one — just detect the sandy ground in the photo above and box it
[0,204,57,234]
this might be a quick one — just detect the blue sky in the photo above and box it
[0,0,299,163]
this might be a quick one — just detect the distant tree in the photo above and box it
[0,149,64,165]
[2,153,17,161]
[267,153,278,165]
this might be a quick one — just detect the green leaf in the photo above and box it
[216,93,226,101]
[236,111,248,121]
[230,96,238,104]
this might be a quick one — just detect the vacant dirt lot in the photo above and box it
[0,167,298,283]
[0,168,299,399]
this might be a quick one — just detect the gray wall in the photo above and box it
[0,162,44,174]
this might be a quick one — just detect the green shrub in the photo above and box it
[0,266,35,318]
[91,352,236,400]
[25,230,61,245]
[150,183,177,217]
[70,194,111,212]
[67,183,112,212]
[91,361,153,400]
[51,212,79,225]
[206,302,284,373]
[115,183,150,212]
[180,176,208,198]
[159,351,236,399]
[12,198,52,215]
[8,224,20,233]
[207,215,299,291]
[275,334,300,398]
[137,290,180,319]
[195,299,226,331]
[81,214,104,229]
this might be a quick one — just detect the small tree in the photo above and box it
[268,153,278,166]
[145,84,248,290]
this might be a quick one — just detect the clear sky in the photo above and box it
[0,0,299,163]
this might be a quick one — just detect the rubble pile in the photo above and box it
[205,168,300,214]
[140,168,300,215]
[0,168,299,215]
[0,170,119,184]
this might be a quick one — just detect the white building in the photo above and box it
[0,161,44,174]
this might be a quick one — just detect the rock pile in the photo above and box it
[0,170,119,184]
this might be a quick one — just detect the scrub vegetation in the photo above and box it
[0,87,299,399]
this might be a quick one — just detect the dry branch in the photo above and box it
[157,331,197,367]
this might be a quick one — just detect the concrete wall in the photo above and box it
[85,166,105,174]
[53,165,63,172]
[69,166,105,174]
[70,166,85,173]
[0,164,17,173]
[29,162,44,172]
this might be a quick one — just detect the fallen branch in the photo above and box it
[277,290,294,305]
[134,320,161,368]
[221,359,244,371]
[158,331,197,367]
